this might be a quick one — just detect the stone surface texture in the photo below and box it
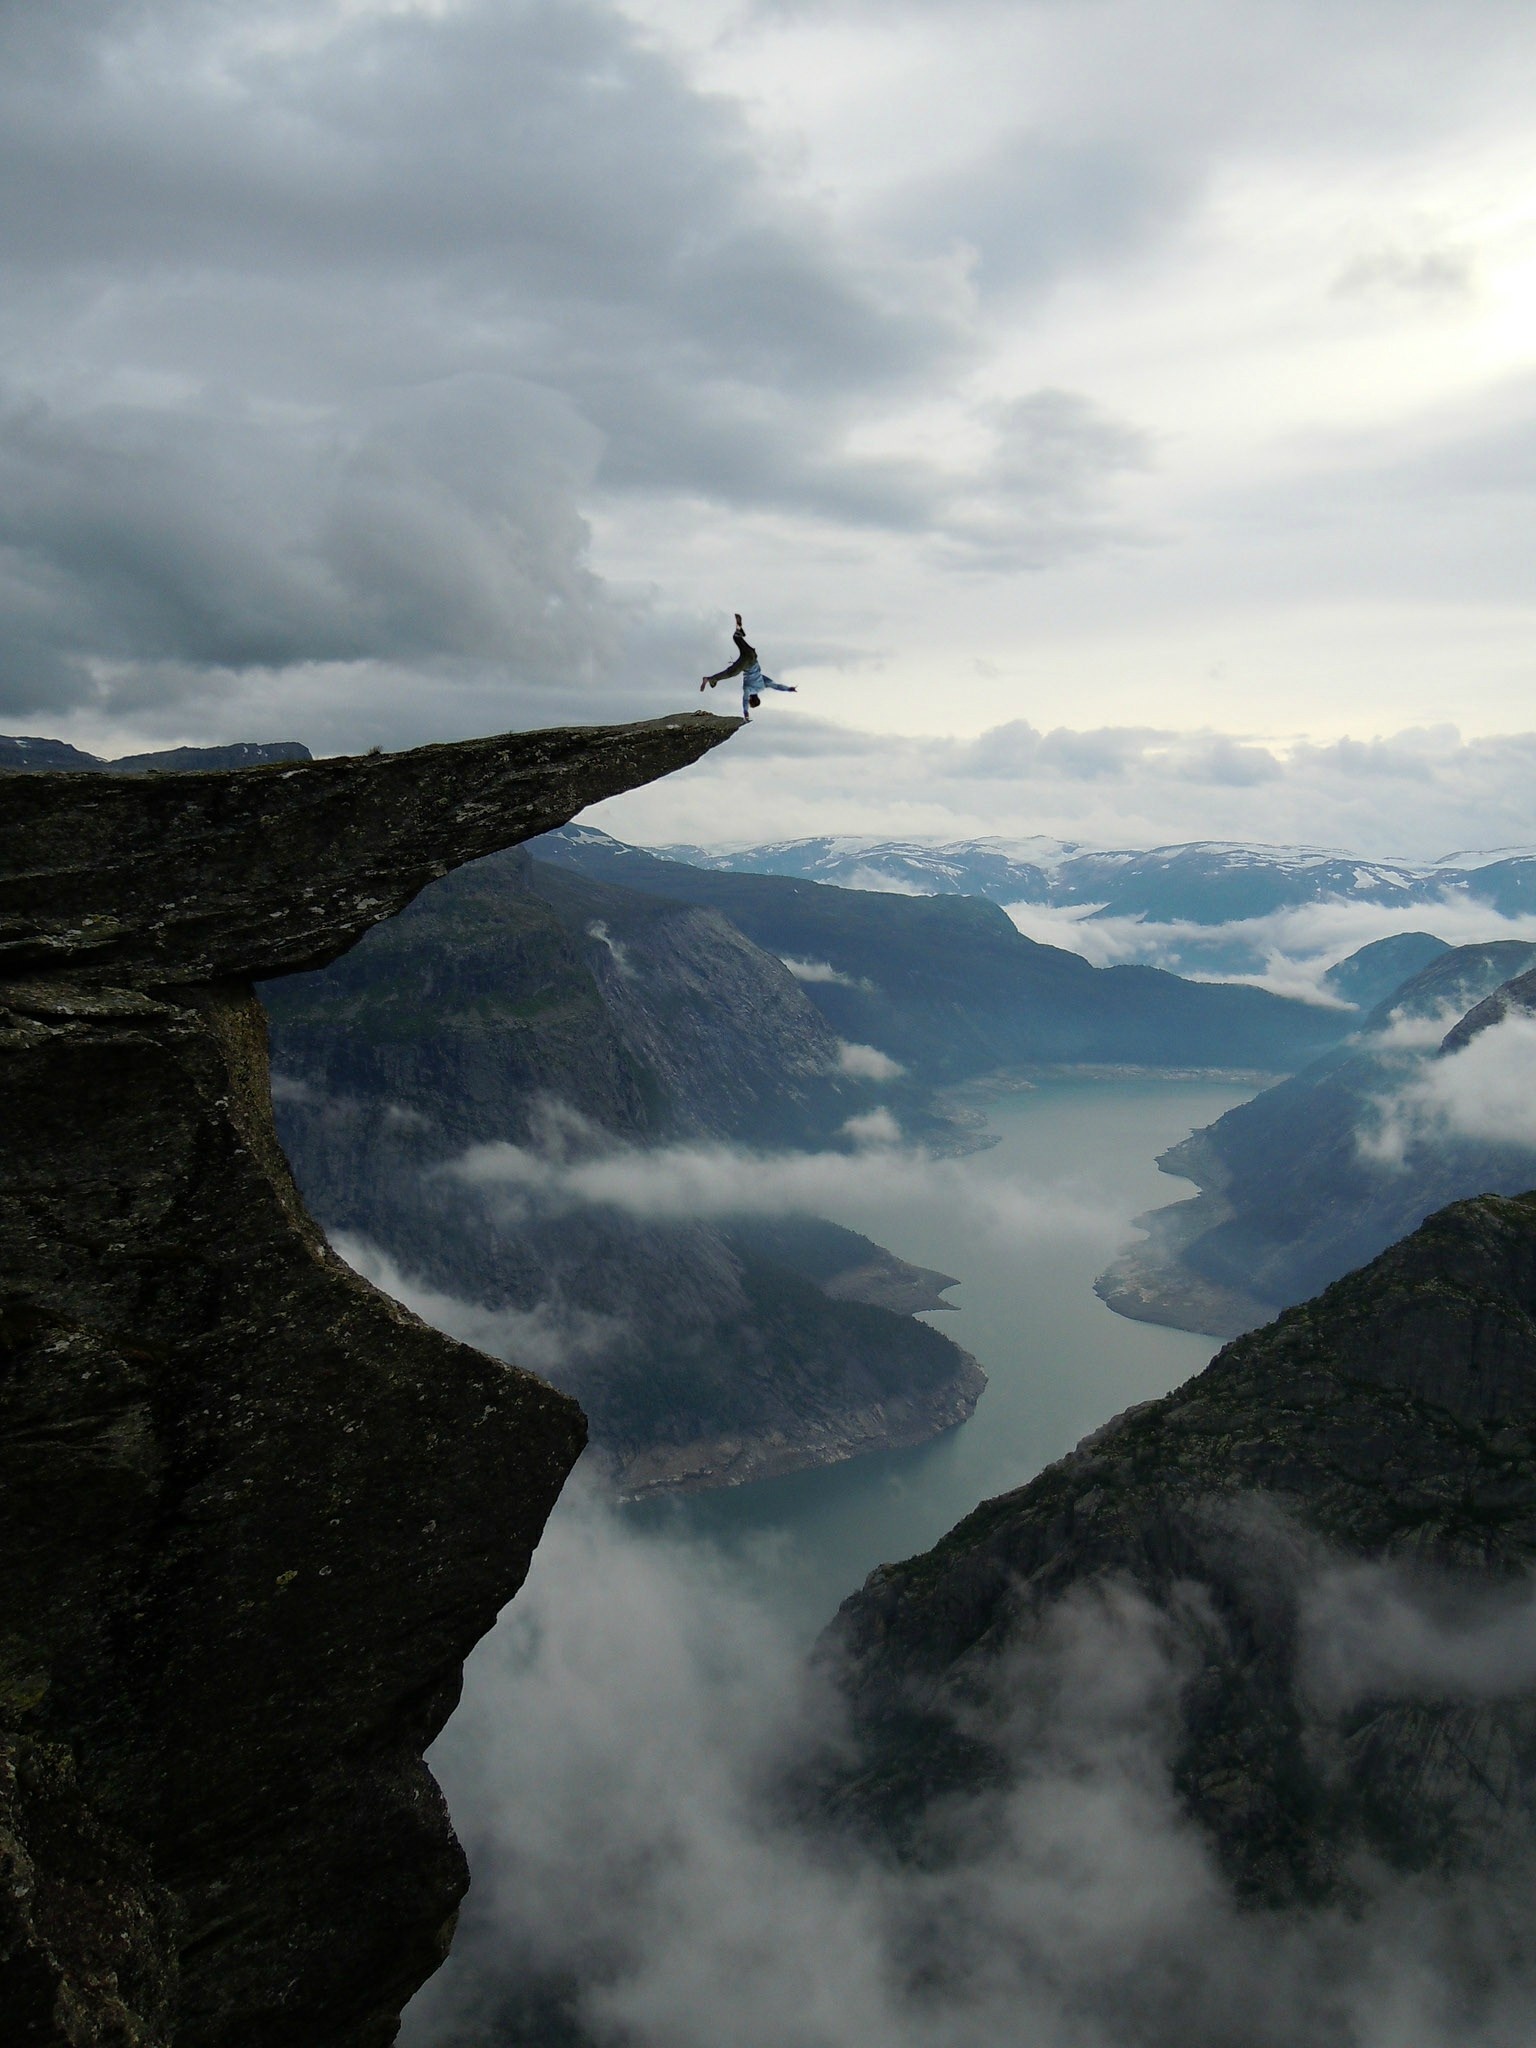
[0,716,735,2047]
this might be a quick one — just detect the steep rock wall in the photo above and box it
[0,716,735,2047]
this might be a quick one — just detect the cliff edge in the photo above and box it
[0,716,735,2047]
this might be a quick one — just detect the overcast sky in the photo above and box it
[4,0,1534,853]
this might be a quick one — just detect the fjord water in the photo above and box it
[631,1077,1253,1635]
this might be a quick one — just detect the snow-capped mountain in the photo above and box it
[635,832,1536,993]
[656,834,1536,925]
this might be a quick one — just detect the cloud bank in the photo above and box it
[331,1232,623,1376]
[1303,1561,1536,1710]
[1362,1013,1536,1166]
[402,1484,1536,2048]
[443,1114,1111,1246]
[1003,894,1536,1000]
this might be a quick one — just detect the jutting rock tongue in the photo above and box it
[0,716,737,2048]
[0,716,735,985]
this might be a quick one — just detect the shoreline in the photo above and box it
[605,1351,988,1501]
[1093,1128,1277,1342]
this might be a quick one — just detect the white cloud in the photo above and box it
[1303,1561,1536,1710]
[839,1106,901,1147]
[1184,963,1357,1009]
[330,1231,623,1376]
[834,1039,906,1081]
[1357,1004,1470,1053]
[780,955,873,989]
[997,891,1536,998]
[442,1112,1112,1247]
[587,918,637,979]
[269,1069,320,1105]
[1002,899,1123,961]
[403,1482,1536,2048]
[841,866,935,896]
[1361,1012,1536,1165]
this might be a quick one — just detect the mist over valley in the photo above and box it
[249,812,1536,2046]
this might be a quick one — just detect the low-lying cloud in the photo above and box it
[1004,893,1536,1002]
[841,866,934,897]
[839,1106,902,1147]
[781,956,876,991]
[443,1113,1112,1249]
[834,1039,906,1081]
[586,919,637,979]
[1303,1560,1536,1710]
[402,1483,1536,2048]
[1361,1013,1536,1165]
[1358,1004,1470,1053]
[331,1232,623,1377]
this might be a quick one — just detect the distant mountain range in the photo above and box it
[533,827,1354,1078]
[1,734,311,773]
[660,831,1536,922]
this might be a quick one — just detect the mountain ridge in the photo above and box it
[653,828,1536,921]
[820,1185,1536,1903]
[532,827,1353,1081]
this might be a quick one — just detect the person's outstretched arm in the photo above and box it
[756,678,796,693]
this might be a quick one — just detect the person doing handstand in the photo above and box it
[701,613,797,722]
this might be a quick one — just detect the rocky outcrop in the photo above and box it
[0,716,735,2047]
[823,1190,1536,1900]
[1093,1128,1278,1340]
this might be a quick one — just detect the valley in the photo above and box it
[261,826,1356,1499]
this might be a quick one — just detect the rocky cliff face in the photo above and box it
[823,1189,1536,1901]
[0,716,735,2047]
